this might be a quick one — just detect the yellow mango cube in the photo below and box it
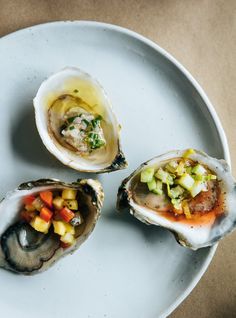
[53,196,64,210]
[64,223,75,235]
[60,233,76,245]
[30,216,51,234]
[64,199,78,210]
[62,189,77,200]
[52,221,66,236]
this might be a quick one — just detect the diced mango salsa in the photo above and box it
[22,189,82,246]
[25,204,35,212]
[53,196,64,210]
[30,216,51,234]
[64,199,78,210]
[52,220,66,236]
[60,233,76,245]
[62,189,77,200]
[64,222,75,235]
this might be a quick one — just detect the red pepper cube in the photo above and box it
[60,241,71,249]
[39,191,53,208]
[40,207,53,222]
[23,195,36,206]
[20,210,36,222]
[59,207,75,223]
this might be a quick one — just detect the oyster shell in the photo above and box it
[117,149,236,250]
[0,178,104,275]
[33,67,127,173]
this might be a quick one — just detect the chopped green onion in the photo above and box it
[91,139,105,149]
[82,119,90,126]
[152,180,163,195]
[192,164,207,175]
[155,168,174,185]
[169,185,185,199]
[176,161,186,176]
[186,166,192,174]
[140,168,155,183]
[69,126,75,130]
[177,173,195,191]
[147,178,156,191]
[165,160,178,173]
[67,116,78,124]
[190,181,207,197]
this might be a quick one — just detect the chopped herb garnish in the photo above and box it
[73,89,79,93]
[67,116,78,124]
[82,119,90,126]
[91,139,105,149]
[60,111,105,151]
[91,115,102,128]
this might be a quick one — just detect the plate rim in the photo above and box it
[0,20,231,317]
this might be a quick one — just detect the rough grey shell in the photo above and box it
[117,149,236,250]
[0,178,104,275]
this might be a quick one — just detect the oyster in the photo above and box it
[117,149,236,250]
[0,179,104,275]
[34,67,127,173]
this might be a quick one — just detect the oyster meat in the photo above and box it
[117,149,236,250]
[0,179,104,275]
[34,67,128,173]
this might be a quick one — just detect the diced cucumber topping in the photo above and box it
[192,164,207,176]
[177,173,195,191]
[186,166,192,174]
[169,185,185,199]
[152,180,163,195]
[176,161,186,176]
[171,198,182,210]
[165,160,178,173]
[147,178,156,191]
[183,148,195,158]
[140,168,155,183]
[155,168,174,185]
[140,152,217,218]
[190,181,207,197]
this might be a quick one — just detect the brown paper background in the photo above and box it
[0,1,236,317]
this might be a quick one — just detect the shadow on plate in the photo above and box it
[104,207,173,245]
[10,104,69,171]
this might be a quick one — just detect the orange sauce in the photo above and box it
[158,185,225,227]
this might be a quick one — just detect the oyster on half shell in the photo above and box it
[34,67,128,173]
[0,178,104,275]
[117,149,236,250]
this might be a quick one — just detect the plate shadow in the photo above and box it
[104,208,172,244]
[10,104,70,171]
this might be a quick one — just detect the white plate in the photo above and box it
[0,21,230,318]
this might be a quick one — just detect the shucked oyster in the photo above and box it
[0,179,104,275]
[34,67,127,173]
[117,149,236,250]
